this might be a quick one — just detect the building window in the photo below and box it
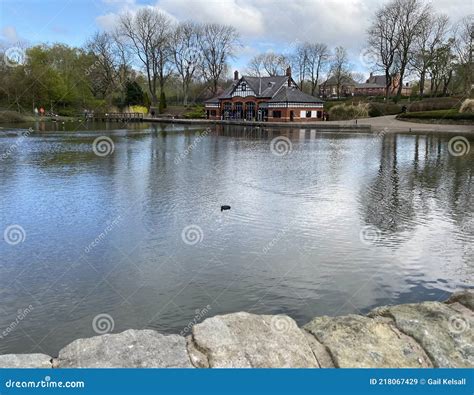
[241,83,246,91]
[306,111,311,118]
[211,110,216,116]
[272,111,281,118]
[317,111,322,118]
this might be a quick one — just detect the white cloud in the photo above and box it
[95,0,473,71]
[1,26,20,44]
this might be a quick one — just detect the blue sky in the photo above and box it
[1,0,471,76]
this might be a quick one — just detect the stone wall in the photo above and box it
[0,291,472,368]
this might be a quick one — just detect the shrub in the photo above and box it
[0,110,34,123]
[408,97,460,112]
[183,105,205,119]
[368,103,403,117]
[459,99,474,113]
[328,103,369,121]
[129,105,148,114]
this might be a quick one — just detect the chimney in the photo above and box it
[286,66,291,86]
[234,70,239,81]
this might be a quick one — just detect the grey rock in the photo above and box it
[57,329,193,368]
[446,290,474,311]
[302,330,335,367]
[0,353,52,368]
[304,314,432,368]
[370,301,473,367]
[190,312,318,368]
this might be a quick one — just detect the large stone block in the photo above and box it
[370,301,473,367]
[304,314,432,368]
[189,312,318,368]
[57,329,193,368]
[0,353,52,368]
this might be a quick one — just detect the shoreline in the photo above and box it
[0,290,472,368]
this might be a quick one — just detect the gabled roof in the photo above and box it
[367,74,387,85]
[323,75,356,86]
[355,82,385,89]
[242,76,288,97]
[269,85,324,103]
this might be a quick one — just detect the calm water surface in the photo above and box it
[0,122,473,355]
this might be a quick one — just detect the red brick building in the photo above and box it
[205,68,324,122]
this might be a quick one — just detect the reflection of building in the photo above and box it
[204,68,324,122]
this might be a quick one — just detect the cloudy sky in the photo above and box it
[0,0,471,74]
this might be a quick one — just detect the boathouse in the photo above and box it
[204,68,324,122]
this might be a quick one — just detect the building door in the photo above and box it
[290,111,294,121]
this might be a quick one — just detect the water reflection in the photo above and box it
[0,124,472,356]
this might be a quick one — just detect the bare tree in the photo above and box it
[292,43,309,90]
[199,23,239,95]
[262,52,288,76]
[305,43,330,95]
[173,21,202,105]
[411,14,449,96]
[452,15,473,95]
[85,32,121,99]
[367,1,402,99]
[394,0,431,98]
[246,54,265,77]
[329,46,351,98]
[119,8,172,105]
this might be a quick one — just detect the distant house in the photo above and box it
[354,73,412,96]
[204,68,325,122]
[319,75,356,98]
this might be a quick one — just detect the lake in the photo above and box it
[0,121,472,356]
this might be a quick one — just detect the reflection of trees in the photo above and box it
[360,133,474,242]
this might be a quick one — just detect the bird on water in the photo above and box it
[221,205,231,212]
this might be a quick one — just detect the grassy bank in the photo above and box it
[397,109,474,124]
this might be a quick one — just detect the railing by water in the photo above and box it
[89,112,145,122]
